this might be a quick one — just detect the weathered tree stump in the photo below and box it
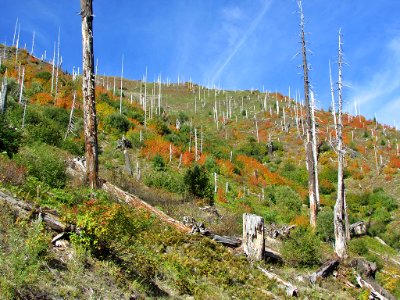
[350,221,368,237]
[243,213,265,261]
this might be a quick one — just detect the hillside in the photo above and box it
[0,44,400,299]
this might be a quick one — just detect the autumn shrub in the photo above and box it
[281,226,322,267]
[15,143,66,188]
[183,164,214,204]
[147,116,170,135]
[0,155,26,185]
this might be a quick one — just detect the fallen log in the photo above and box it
[257,266,298,297]
[102,182,190,233]
[0,190,79,234]
[211,234,241,247]
[309,259,340,284]
[182,216,241,247]
[350,258,377,278]
[355,274,395,300]
[264,247,283,264]
[68,159,242,245]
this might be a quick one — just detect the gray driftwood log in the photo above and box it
[257,266,298,297]
[309,259,340,283]
[243,213,265,261]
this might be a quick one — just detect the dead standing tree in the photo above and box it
[80,0,99,189]
[334,29,349,259]
[298,0,319,228]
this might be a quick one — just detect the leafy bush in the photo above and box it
[317,208,335,242]
[281,226,322,267]
[183,164,214,203]
[152,154,166,171]
[0,216,50,299]
[15,144,66,188]
[105,113,131,133]
[148,116,170,135]
[144,170,185,194]
[0,117,21,157]
[35,71,52,81]
[264,185,302,223]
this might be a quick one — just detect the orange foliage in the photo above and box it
[141,137,179,162]
[217,188,227,203]
[238,202,253,213]
[389,156,400,169]
[31,92,53,105]
[181,150,194,166]
[291,215,309,227]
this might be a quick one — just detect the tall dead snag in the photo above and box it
[243,213,265,261]
[80,0,99,189]
[298,0,319,228]
[334,29,348,259]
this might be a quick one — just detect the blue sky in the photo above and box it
[1,0,400,127]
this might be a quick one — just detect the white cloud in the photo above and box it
[346,35,400,127]
[209,0,272,85]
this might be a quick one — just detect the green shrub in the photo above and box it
[349,238,368,255]
[147,116,170,135]
[0,217,50,299]
[183,164,214,203]
[317,208,335,242]
[152,154,165,171]
[105,113,131,133]
[0,117,22,157]
[144,170,185,194]
[264,185,302,223]
[281,226,322,267]
[35,71,52,81]
[61,137,85,156]
[15,144,66,188]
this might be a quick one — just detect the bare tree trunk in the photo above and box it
[334,29,348,259]
[298,0,319,228]
[81,0,99,189]
[0,74,7,113]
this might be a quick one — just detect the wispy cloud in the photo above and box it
[346,35,400,126]
[210,0,272,85]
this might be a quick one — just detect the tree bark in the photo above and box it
[81,0,99,189]
[334,29,348,259]
[298,0,319,228]
[243,213,265,261]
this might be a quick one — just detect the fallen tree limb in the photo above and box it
[309,259,340,283]
[257,266,298,297]
[355,274,395,300]
[102,182,190,233]
[67,158,190,233]
[0,190,79,233]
